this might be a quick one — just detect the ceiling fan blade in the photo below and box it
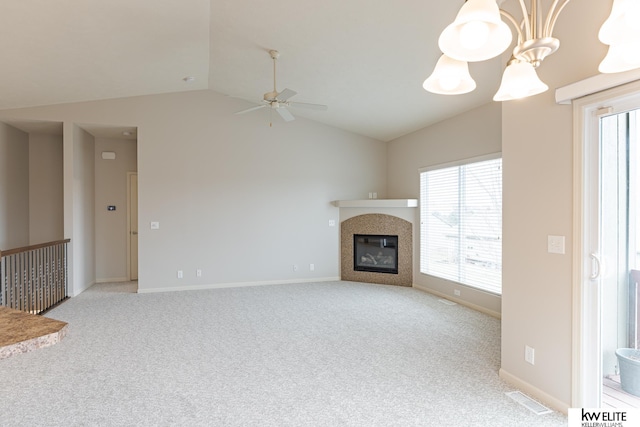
[276,107,295,122]
[288,102,328,111]
[277,88,297,101]
[235,104,267,115]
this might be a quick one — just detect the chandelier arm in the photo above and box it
[544,0,572,37]
[499,9,524,44]
[515,0,532,40]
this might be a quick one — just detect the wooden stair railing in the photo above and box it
[0,239,70,314]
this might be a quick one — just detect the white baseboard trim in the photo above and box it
[499,368,570,415]
[96,277,130,284]
[71,280,95,297]
[412,282,501,319]
[137,276,341,294]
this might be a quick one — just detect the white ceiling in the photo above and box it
[0,0,508,142]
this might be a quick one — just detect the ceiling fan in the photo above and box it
[234,50,327,124]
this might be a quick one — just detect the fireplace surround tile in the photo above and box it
[340,214,412,286]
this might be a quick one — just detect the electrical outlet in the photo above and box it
[454,289,461,296]
[177,270,183,279]
[328,219,336,227]
[310,263,315,271]
[196,269,202,277]
[293,264,298,272]
[525,345,535,365]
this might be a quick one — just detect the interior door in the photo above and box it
[128,172,138,281]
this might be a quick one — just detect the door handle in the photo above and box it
[589,253,601,280]
[131,231,138,235]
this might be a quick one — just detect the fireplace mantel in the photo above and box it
[332,199,417,208]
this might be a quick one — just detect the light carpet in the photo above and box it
[0,281,567,426]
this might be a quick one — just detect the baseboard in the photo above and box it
[499,368,570,415]
[96,277,130,284]
[137,276,341,294]
[412,282,501,319]
[71,280,95,297]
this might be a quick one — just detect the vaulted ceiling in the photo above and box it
[0,1,570,141]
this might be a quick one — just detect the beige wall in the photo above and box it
[94,138,137,282]
[29,133,63,244]
[498,0,612,411]
[0,90,387,293]
[387,102,502,316]
[0,123,29,249]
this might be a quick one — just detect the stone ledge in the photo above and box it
[0,306,68,359]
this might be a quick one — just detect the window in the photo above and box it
[419,155,502,294]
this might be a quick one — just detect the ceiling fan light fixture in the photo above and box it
[493,60,548,102]
[423,54,476,95]
[438,0,512,62]
[234,49,327,122]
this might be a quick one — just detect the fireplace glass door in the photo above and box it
[353,234,398,274]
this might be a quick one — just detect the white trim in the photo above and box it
[332,199,417,208]
[556,69,640,105]
[126,172,137,281]
[499,369,570,415]
[96,277,130,284]
[571,79,640,408]
[71,280,95,297]
[412,282,501,319]
[418,152,501,173]
[136,277,341,294]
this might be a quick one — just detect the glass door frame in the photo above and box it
[572,80,640,408]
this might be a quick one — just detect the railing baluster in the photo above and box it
[0,239,70,314]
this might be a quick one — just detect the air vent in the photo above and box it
[506,391,552,415]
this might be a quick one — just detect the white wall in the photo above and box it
[94,138,137,282]
[29,133,63,244]
[387,102,502,316]
[0,90,387,292]
[0,123,29,249]
[70,126,96,295]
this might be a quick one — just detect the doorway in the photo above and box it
[574,82,640,408]
[600,109,639,407]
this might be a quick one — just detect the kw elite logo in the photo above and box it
[568,408,640,427]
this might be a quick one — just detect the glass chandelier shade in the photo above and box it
[425,0,640,101]
[598,0,640,73]
[493,60,548,102]
[599,0,640,45]
[599,41,640,73]
[438,0,512,62]
[423,55,476,95]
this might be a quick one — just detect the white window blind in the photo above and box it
[420,156,502,295]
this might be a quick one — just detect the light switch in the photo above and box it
[150,221,160,230]
[548,235,565,254]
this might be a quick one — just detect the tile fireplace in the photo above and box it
[340,213,412,287]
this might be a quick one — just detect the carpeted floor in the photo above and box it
[0,281,567,426]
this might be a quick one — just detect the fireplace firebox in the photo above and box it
[353,234,398,274]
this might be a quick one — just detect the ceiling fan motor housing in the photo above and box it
[264,91,278,101]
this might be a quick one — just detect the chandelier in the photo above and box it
[423,0,640,101]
